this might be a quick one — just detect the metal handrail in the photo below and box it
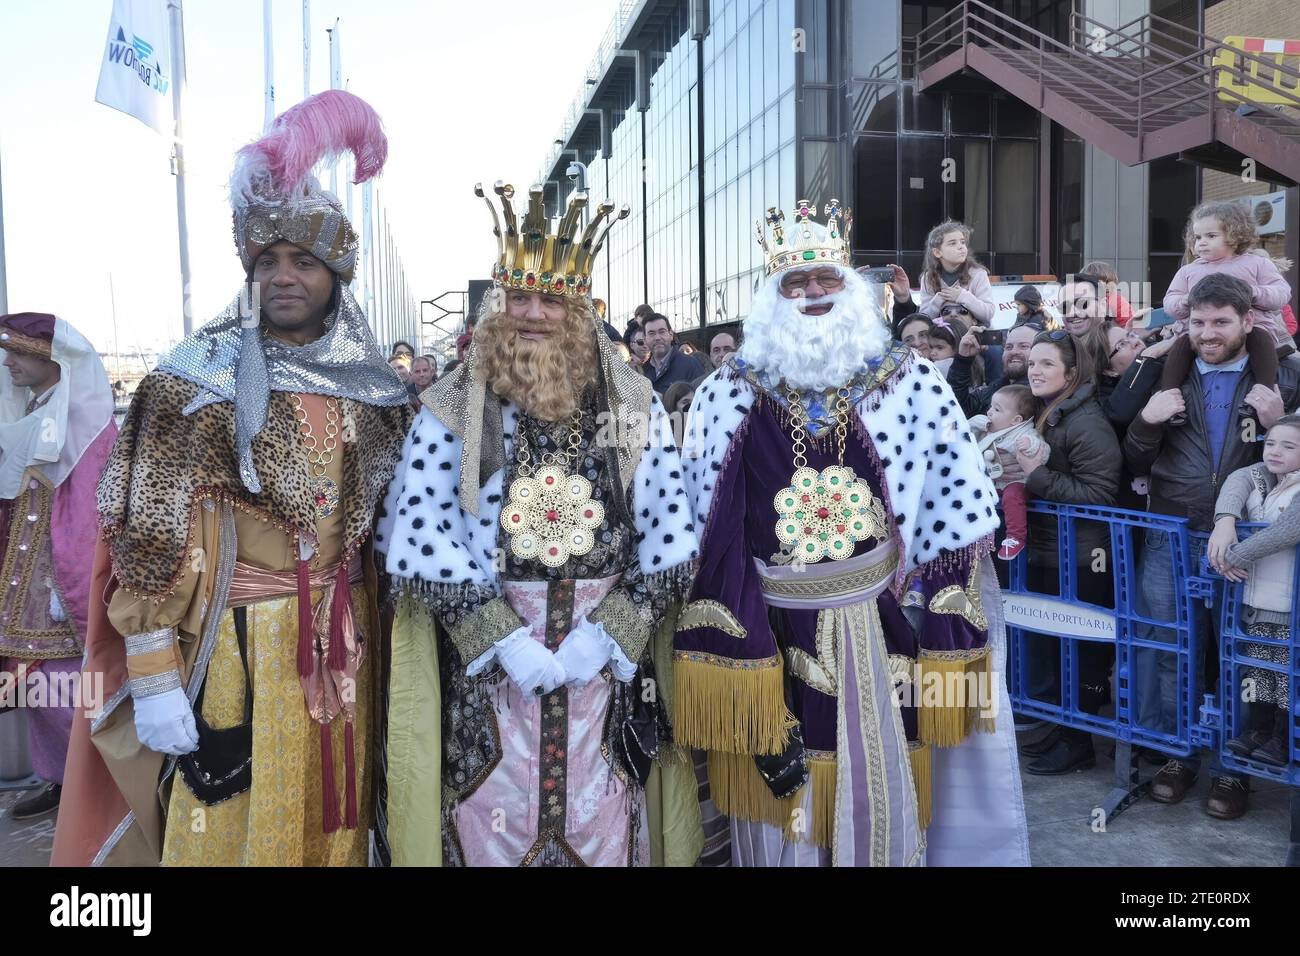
[962,23,1138,120]
[1071,9,1206,61]
[919,0,1300,139]
[952,1,1149,89]
[966,18,1156,113]
[912,1,966,54]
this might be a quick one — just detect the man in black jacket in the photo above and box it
[1124,274,1300,821]
[949,321,1037,417]
[642,312,707,395]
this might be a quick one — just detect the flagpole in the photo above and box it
[327,19,340,196]
[363,181,374,331]
[302,0,311,98]
[263,0,275,130]
[109,273,121,385]
[168,0,193,336]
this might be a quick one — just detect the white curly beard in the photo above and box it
[738,267,893,391]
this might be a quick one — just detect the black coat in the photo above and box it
[1098,357,1164,511]
[1123,354,1300,531]
[947,353,1025,418]
[1025,382,1121,565]
[648,346,708,395]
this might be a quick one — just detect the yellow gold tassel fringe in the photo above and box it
[917,646,994,747]
[672,653,791,754]
[705,751,839,849]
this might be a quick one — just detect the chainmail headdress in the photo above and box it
[160,90,405,494]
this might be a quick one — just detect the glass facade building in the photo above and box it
[538,0,1281,335]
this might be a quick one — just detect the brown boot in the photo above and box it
[1205,777,1249,820]
[1149,760,1196,804]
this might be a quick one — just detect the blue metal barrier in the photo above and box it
[1006,502,1210,754]
[1203,524,1300,788]
[1004,502,1299,831]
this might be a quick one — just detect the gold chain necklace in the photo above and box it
[290,394,341,519]
[500,408,604,567]
[772,387,886,564]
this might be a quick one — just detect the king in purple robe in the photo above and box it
[674,201,1029,866]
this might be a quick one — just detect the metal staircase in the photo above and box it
[911,0,1300,185]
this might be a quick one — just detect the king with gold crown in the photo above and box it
[378,183,699,866]
[674,200,1030,866]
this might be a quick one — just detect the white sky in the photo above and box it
[0,0,619,353]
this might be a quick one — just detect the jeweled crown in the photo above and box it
[475,181,629,298]
[755,199,853,277]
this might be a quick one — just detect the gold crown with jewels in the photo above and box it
[475,181,629,298]
[755,199,853,277]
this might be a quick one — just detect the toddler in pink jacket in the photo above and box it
[1160,200,1293,402]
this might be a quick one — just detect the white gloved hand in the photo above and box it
[469,627,566,696]
[555,616,636,686]
[968,414,990,436]
[133,684,199,756]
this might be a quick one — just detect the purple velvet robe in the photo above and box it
[679,394,985,752]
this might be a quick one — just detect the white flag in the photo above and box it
[94,0,173,136]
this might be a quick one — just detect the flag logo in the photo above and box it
[95,0,173,135]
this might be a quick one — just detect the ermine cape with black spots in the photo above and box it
[377,343,698,867]
[674,343,1028,867]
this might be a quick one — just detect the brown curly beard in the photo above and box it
[475,296,599,421]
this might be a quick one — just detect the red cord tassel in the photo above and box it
[327,560,351,672]
[344,721,358,829]
[296,558,314,679]
[320,722,342,833]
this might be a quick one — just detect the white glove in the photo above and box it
[133,684,199,756]
[468,626,566,696]
[554,616,636,686]
[968,414,990,435]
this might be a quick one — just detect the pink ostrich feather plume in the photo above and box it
[230,90,387,205]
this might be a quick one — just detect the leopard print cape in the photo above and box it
[97,370,411,600]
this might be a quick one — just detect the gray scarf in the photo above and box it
[158,278,408,493]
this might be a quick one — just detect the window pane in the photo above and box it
[802,87,835,137]
[949,92,991,135]
[801,139,840,203]
[778,0,795,93]
[850,0,900,80]
[993,140,1036,252]
[996,94,1038,137]
[904,85,942,132]
[780,144,796,212]
[780,90,795,144]
[803,0,831,84]
[737,24,750,123]
[765,152,779,215]
[854,82,897,133]
[950,139,990,253]
[764,2,779,104]
[854,136,897,251]
[899,136,945,249]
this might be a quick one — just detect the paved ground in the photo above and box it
[3,727,1294,866]
[0,781,58,868]
[1017,724,1296,867]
